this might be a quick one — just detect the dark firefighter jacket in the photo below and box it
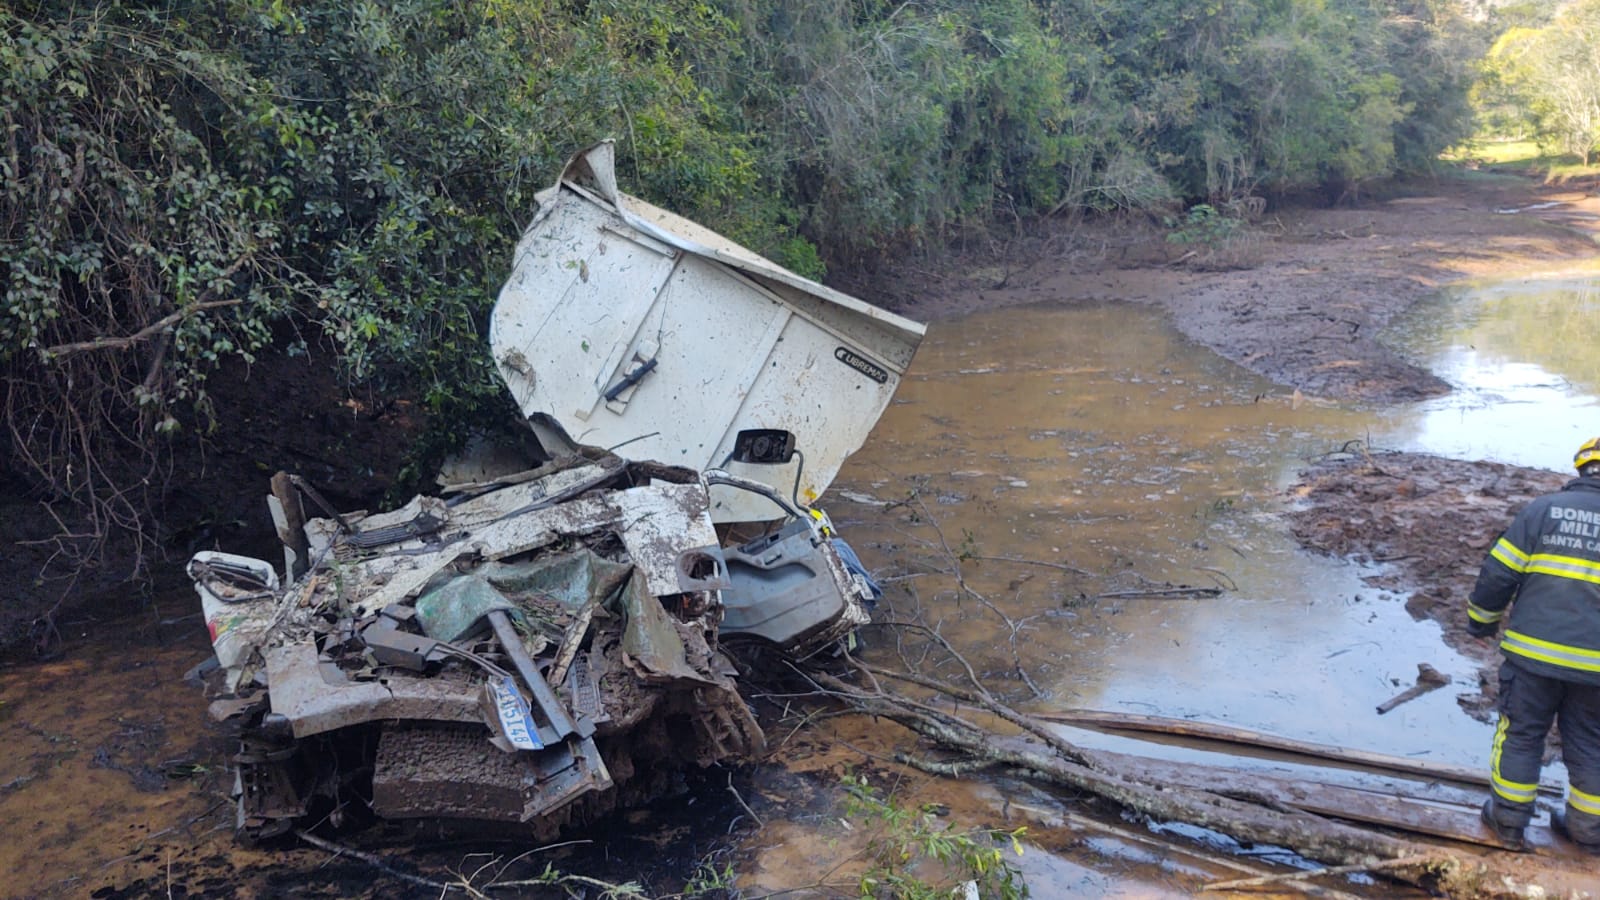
[1470,476,1600,686]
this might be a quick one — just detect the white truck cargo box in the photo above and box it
[490,141,926,522]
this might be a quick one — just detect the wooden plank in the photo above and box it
[1039,707,1564,796]
[270,471,309,579]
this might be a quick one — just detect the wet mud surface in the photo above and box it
[1286,450,1568,720]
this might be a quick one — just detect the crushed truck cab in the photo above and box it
[188,143,922,839]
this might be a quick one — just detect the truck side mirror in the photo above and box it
[730,429,796,465]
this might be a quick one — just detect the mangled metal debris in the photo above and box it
[196,451,880,838]
[188,143,922,840]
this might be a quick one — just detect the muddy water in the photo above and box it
[834,302,1487,759]
[0,622,260,898]
[749,285,1600,896]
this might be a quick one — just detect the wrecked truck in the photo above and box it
[188,142,926,841]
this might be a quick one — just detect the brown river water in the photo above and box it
[4,272,1599,897]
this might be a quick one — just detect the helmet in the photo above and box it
[1576,437,1600,472]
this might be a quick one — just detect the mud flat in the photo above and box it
[1287,449,1568,717]
[869,172,1600,406]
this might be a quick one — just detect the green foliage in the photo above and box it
[0,0,1486,576]
[1477,0,1600,165]
[841,774,1028,900]
[1444,139,1600,180]
[1,0,785,549]
[679,861,738,895]
[1164,204,1242,247]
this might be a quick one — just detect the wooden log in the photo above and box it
[824,678,1600,897]
[269,471,309,580]
[1093,749,1560,852]
[1201,854,1452,893]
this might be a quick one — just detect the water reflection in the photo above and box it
[1377,275,1600,471]
[758,279,1600,896]
[833,301,1492,771]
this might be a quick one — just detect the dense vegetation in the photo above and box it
[1475,0,1600,164]
[0,0,1504,581]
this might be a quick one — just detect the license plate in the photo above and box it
[489,675,543,750]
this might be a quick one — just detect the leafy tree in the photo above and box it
[0,0,1486,590]
[0,0,771,579]
[1481,0,1600,163]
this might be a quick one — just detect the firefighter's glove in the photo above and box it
[1466,618,1498,639]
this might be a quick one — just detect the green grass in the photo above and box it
[1443,139,1600,182]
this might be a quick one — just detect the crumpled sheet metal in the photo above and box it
[417,548,712,686]
[475,549,633,613]
[313,475,724,616]
[263,640,486,738]
[615,566,706,684]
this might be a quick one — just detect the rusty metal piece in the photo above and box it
[547,595,601,688]
[486,610,588,741]
[566,651,608,726]
[523,734,612,823]
[234,727,311,840]
[359,611,454,671]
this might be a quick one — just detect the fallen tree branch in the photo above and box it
[815,659,1600,895]
[1375,663,1450,715]
[1092,586,1222,600]
[727,772,765,829]
[295,830,458,893]
[811,669,1431,864]
[967,554,1091,576]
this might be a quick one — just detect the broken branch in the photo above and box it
[41,299,243,356]
[1092,586,1222,600]
[1026,707,1555,792]
[295,830,457,893]
[1375,663,1450,715]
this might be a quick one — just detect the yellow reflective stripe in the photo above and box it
[1491,537,1530,572]
[1525,552,1600,585]
[1501,630,1600,673]
[1574,784,1600,813]
[1493,774,1539,804]
[1468,602,1502,624]
[1489,715,1539,805]
[1573,786,1600,816]
[1488,717,1535,805]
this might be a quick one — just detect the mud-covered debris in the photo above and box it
[1376,663,1450,714]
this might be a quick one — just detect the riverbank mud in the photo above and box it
[1286,449,1568,719]
[861,172,1600,405]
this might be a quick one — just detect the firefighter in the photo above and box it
[1469,437,1600,854]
